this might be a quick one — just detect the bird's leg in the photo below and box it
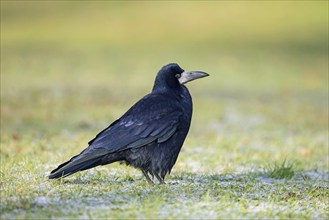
[142,170,154,185]
[155,173,166,184]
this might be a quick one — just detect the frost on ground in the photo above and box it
[1,163,328,219]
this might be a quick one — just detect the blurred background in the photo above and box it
[1,1,328,170]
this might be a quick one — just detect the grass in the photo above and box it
[1,1,329,219]
[263,160,295,180]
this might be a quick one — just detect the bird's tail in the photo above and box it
[48,148,111,179]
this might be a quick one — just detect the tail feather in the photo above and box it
[49,157,101,179]
[49,154,79,176]
[49,149,110,179]
[48,148,122,179]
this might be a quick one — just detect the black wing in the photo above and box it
[84,93,183,155]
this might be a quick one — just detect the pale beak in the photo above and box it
[178,71,209,84]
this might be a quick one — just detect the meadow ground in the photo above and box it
[1,2,328,219]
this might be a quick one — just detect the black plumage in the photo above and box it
[49,63,208,184]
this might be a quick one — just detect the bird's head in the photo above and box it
[153,63,209,91]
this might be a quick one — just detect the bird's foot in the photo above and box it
[155,173,166,184]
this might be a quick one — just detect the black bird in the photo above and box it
[49,63,208,184]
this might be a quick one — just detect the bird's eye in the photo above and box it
[175,74,181,78]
